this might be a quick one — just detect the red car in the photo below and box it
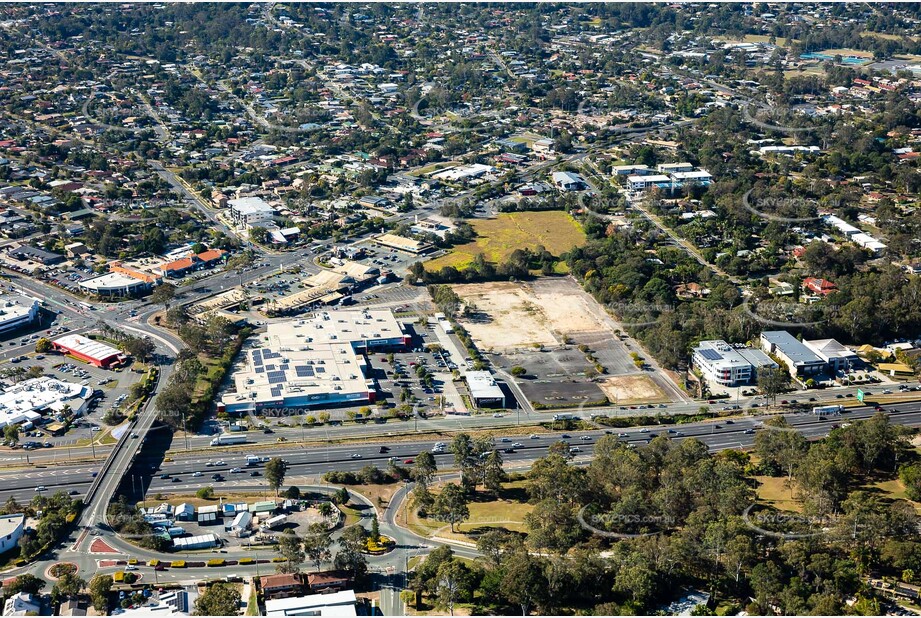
[403,458,414,464]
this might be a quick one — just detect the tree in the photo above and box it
[754,417,808,480]
[3,425,19,447]
[196,486,214,500]
[52,572,86,603]
[510,365,527,377]
[412,451,437,486]
[483,449,506,495]
[335,525,369,581]
[502,549,547,616]
[4,574,45,596]
[89,575,113,614]
[249,226,269,245]
[265,458,287,497]
[194,583,241,616]
[303,523,332,572]
[901,463,921,502]
[226,250,255,287]
[432,483,469,533]
[150,282,177,311]
[35,337,52,353]
[277,529,304,573]
[435,560,469,616]
[758,367,789,405]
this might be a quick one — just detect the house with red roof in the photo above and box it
[803,277,837,296]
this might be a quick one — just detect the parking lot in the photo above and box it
[0,348,142,450]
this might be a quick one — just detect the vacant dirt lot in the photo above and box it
[597,375,669,405]
[452,279,606,352]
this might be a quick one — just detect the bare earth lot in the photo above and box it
[453,278,680,408]
[597,375,670,405]
[452,278,607,353]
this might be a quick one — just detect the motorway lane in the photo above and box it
[3,401,919,503]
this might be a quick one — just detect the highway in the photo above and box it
[2,399,918,504]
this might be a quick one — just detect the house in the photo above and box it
[58,600,87,616]
[174,503,195,522]
[260,573,305,600]
[531,138,555,157]
[803,277,837,297]
[306,571,352,593]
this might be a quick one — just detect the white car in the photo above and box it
[350,453,362,459]
[215,460,226,466]
[529,434,540,439]
[640,428,649,433]
[192,471,203,477]
[492,413,503,418]
[512,442,523,448]
[569,447,582,454]
[579,436,592,441]
[230,467,242,474]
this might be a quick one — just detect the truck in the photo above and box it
[246,455,261,467]
[552,413,577,421]
[228,423,246,432]
[812,405,844,415]
[210,433,249,446]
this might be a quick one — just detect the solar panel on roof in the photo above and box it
[270,386,282,397]
[265,364,276,371]
[268,371,286,384]
[699,349,722,361]
[295,366,315,377]
[255,367,265,374]
[254,357,263,366]
[280,364,289,371]
[315,367,325,374]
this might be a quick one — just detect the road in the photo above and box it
[4,398,919,503]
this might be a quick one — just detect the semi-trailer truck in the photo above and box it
[210,433,249,446]
[812,405,844,415]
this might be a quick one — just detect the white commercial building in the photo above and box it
[172,533,220,550]
[804,339,859,372]
[760,331,827,377]
[79,272,150,298]
[0,377,91,428]
[465,371,506,408]
[692,340,753,386]
[0,294,40,336]
[3,592,39,617]
[0,514,24,554]
[265,590,357,617]
[228,196,276,228]
[221,309,409,413]
[227,510,252,537]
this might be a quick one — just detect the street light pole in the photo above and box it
[88,425,96,460]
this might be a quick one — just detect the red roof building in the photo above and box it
[803,277,837,296]
[51,334,126,368]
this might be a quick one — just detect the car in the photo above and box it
[667,429,677,434]
[579,436,591,441]
[780,400,788,405]
[836,394,844,399]
[263,428,273,434]
[560,434,571,439]
[529,434,540,439]
[172,476,181,482]
[43,442,52,448]
[500,437,511,443]
[639,428,649,433]
[159,474,170,479]
[503,448,515,453]
[350,454,362,459]
[744,429,755,435]
[192,471,202,477]
[69,490,79,495]
[205,461,214,467]
[492,413,504,418]
[230,467,243,473]
[512,442,523,448]
[403,458,414,464]
[379,446,390,453]
[131,433,139,439]
[125,565,137,571]
[618,432,629,438]
[250,471,261,477]
[215,460,226,466]
[675,431,685,437]
[35,486,46,492]
[569,446,582,453]
[808,397,817,402]
[211,474,222,480]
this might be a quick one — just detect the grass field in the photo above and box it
[754,475,802,512]
[400,480,533,540]
[425,211,586,272]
